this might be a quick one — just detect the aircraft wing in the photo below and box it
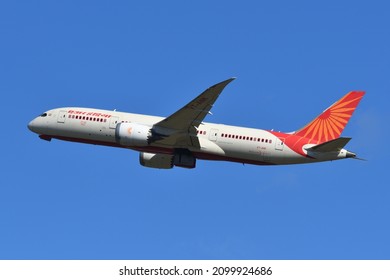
[155,78,235,131]
[150,78,235,147]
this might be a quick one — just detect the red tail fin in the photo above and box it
[294,91,365,143]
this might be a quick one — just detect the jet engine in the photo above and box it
[139,152,174,169]
[115,123,151,146]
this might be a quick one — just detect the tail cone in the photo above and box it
[346,151,356,158]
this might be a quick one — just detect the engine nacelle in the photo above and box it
[115,123,151,146]
[139,152,173,169]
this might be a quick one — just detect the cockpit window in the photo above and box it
[40,113,47,117]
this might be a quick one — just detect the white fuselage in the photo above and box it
[28,107,349,167]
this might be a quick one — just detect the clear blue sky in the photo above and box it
[1,1,389,259]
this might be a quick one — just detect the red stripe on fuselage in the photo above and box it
[193,152,274,166]
[42,134,175,154]
[40,134,275,166]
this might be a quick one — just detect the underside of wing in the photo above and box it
[150,78,235,147]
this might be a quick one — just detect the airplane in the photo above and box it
[28,78,365,169]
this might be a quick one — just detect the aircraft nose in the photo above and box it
[28,119,37,133]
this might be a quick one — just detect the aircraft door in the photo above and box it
[109,116,119,129]
[57,110,67,123]
[275,138,285,151]
[209,128,219,142]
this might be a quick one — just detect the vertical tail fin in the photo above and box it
[294,91,365,143]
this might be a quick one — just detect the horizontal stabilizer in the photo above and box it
[305,137,351,153]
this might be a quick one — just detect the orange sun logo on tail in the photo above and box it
[294,91,365,143]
